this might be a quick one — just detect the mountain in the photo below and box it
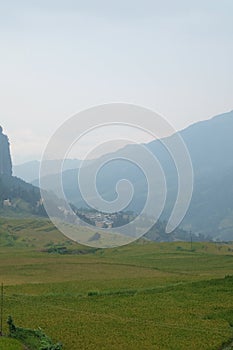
[32,110,233,240]
[0,127,46,217]
[13,160,40,183]
[173,111,233,239]
[0,126,12,176]
[13,159,87,183]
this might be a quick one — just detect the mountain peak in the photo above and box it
[0,126,12,176]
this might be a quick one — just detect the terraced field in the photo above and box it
[0,218,233,349]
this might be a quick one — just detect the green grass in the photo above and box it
[0,337,23,350]
[0,218,233,349]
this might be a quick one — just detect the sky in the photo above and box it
[0,0,232,164]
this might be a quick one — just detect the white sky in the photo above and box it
[0,0,232,164]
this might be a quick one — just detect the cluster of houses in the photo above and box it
[77,210,132,229]
[1,196,133,230]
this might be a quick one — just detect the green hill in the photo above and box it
[0,174,45,217]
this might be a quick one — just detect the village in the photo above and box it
[76,209,134,229]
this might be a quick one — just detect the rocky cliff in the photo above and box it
[0,126,12,176]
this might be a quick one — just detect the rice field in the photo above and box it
[0,218,233,349]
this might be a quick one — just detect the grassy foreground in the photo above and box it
[0,337,23,350]
[0,218,233,349]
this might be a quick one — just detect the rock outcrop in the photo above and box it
[0,126,12,176]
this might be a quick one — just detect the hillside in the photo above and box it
[31,110,233,240]
[0,174,45,217]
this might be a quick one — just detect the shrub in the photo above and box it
[7,316,62,350]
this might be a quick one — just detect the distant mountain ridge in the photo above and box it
[17,110,233,240]
[13,159,86,183]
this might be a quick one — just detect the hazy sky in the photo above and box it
[0,0,232,164]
